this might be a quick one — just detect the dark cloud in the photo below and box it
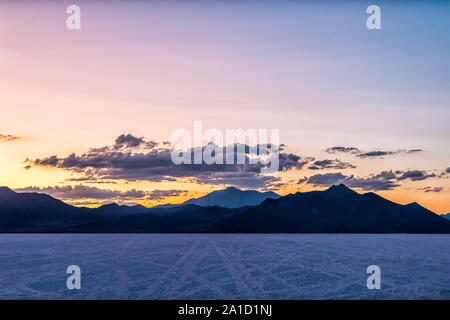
[25,134,309,189]
[33,155,59,166]
[396,170,436,181]
[307,173,348,186]
[324,146,360,154]
[278,153,311,171]
[307,172,400,191]
[308,159,356,170]
[114,134,158,150]
[0,134,20,142]
[14,185,187,202]
[372,170,398,180]
[345,174,401,191]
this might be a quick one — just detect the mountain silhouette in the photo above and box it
[80,204,245,233]
[154,187,280,209]
[0,187,100,232]
[214,184,450,233]
[443,213,450,220]
[93,203,148,217]
[1,185,449,233]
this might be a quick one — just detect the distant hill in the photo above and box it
[2,185,450,233]
[0,187,100,232]
[443,213,450,220]
[93,203,149,217]
[154,187,280,209]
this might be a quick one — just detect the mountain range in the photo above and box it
[0,185,449,233]
[154,187,280,209]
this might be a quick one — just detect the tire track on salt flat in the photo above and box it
[143,239,201,298]
[209,240,256,299]
[166,245,228,299]
[228,238,267,295]
[111,237,137,299]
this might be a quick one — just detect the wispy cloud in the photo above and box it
[356,150,423,159]
[0,134,20,142]
[324,146,360,154]
[308,159,356,170]
[419,186,444,193]
[324,146,423,159]
[14,185,187,203]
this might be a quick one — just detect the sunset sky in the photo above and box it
[0,1,449,213]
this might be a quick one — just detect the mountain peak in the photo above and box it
[224,186,240,192]
[405,202,428,210]
[328,184,349,190]
[326,184,355,193]
[182,187,280,209]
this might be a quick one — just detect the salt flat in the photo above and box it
[0,234,448,299]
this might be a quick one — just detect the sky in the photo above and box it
[0,0,449,213]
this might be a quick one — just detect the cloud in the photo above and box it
[308,159,356,170]
[307,171,400,191]
[14,185,187,202]
[0,134,20,142]
[345,173,401,191]
[396,170,436,181]
[407,149,423,153]
[25,134,309,189]
[419,187,443,193]
[146,189,188,200]
[324,146,423,159]
[15,185,141,200]
[297,177,307,184]
[114,134,158,150]
[324,146,360,154]
[356,151,399,158]
[357,149,424,159]
[306,169,437,191]
[307,173,348,186]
